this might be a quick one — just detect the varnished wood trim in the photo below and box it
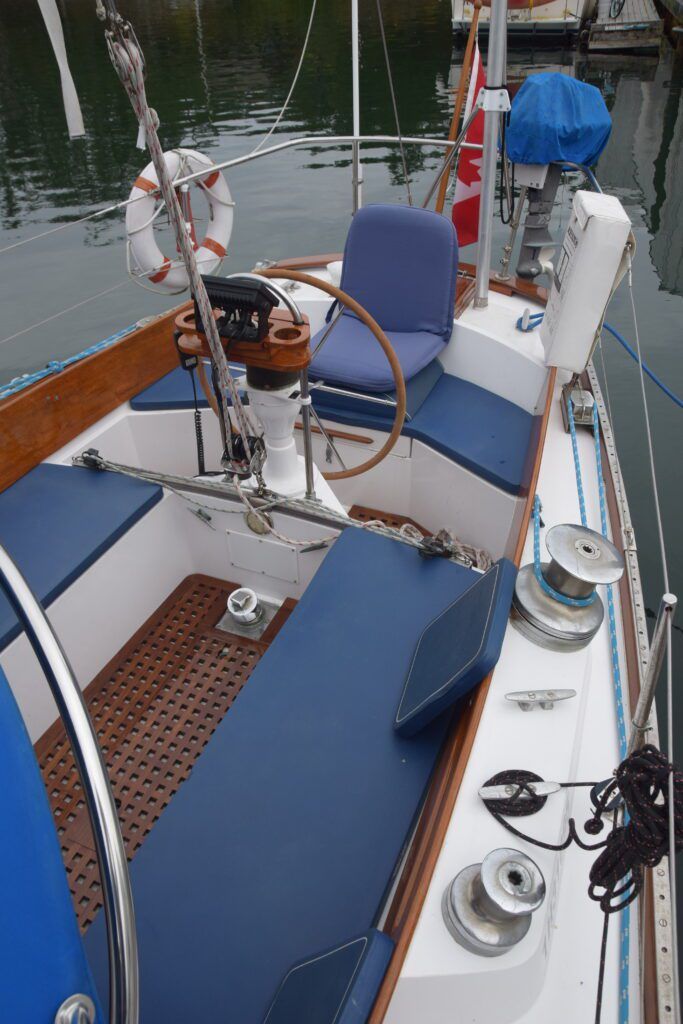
[269,256,545,310]
[454,275,476,319]
[294,422,373,445]
[270,253,343,270]
[369,369,557,1024]
[459,260,548,305]
[0,305,188,494]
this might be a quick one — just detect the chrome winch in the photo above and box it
[512,522,624,652]
[442,847,546,957]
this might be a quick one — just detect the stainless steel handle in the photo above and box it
[0,545,138,1024]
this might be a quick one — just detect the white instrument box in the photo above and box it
[540,191,631,374]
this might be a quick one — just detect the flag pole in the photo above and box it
[474,0,509,308]
[435,0,482,217]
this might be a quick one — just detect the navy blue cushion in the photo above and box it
[131,366,210,410]
[407,375,535,495]
[312,372,535,496]
[131,363,245,411]
[0,464,162,651]
[86,528,483,1023]
[0,666,103,1021]
[395,559,517,737]
[309,204,457,392]
[339,204,458,337]
[310,316,446,393]
[264,930,394,1024]
[312,354,443,427]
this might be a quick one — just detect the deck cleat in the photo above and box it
[442,847,546,957]
[512,522,624,652]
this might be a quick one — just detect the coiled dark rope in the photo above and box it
[482,746,683,1023]
[190,369,206,476]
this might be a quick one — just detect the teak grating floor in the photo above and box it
[36,574,294,931]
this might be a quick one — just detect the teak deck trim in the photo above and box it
[0,304,188,493]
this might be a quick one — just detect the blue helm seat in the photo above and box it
[309,204,458,392]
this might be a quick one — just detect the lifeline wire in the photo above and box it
[627,255,679,1023]
[250,0,317,154]
[375,0,412,205]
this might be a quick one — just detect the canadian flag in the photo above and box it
[452,41,486,248]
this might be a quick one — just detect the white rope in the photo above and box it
[249,0,318,154]
[232,474,332,548]
[628,256,679,1023]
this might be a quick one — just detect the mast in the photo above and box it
[351,0,363,212]
[474,0,509,308]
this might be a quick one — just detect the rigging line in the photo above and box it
[249,0,318,155]
[0,281,127,348]
[374,0,412,206]
[628,256,679,1024]
[627,263,669,592]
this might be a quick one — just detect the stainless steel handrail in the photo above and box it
[170,134,483,192]
[0,545,138,1024]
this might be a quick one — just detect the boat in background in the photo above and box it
[452,0,597,38]
[0,1,680,1023]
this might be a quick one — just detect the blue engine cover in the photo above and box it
[506,73,612,168]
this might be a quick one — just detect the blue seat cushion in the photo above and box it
[312,372,535,496]
[339,204,458,338]
[309,204,457,392]
[131,366,211,410]
[131,363,245,411]
[86,528,486,1023]
[0,667,103,1021]
[264,930,394,1024]
[407,375,535,495]
[311,355,443,427]
[395,559,517,737]
[0,464,162,651]
[309,316,447,392]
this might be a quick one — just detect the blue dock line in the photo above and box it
[516,312,682,410]
[564,390,630,1024]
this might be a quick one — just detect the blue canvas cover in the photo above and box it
[506,73,611,168]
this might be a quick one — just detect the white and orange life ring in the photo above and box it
[125,148,233,294]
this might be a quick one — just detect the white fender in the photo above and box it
[126,148,233,294]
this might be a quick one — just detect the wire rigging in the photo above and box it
[374,0,412,205]
[250,0,318,154]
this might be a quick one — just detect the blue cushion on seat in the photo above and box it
[312,358,443,429]
[0,464,162,651]
[85,528,485,1023]
[311,317,446,393]
[312,371,535,496]
[407,375,535,495]
[131,366,211,410]
[338,204,458,337]
[264,930,394,1024]
[0,667,104,1021]
[309,204,457,392]
[395,559,517,737]
[131,363,245,411]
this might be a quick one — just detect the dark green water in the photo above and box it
[0,0,682,948]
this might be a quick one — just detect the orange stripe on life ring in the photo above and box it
[134,175,159,194]
[202,170,220,189]
[201,237,226,259]
[149,256,172,283]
